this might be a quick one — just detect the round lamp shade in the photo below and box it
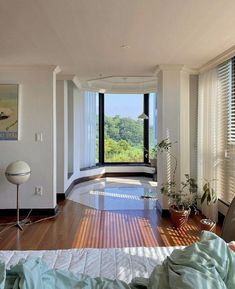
[5,161,31,185]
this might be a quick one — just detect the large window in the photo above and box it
[104,93,144,162]
[97,93,157,164]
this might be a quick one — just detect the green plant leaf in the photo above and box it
[201,192,208,204]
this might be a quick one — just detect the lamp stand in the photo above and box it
[16,184,23,230]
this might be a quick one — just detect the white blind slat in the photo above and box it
[217,59,235,203]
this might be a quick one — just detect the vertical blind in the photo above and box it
[229,58,235,144]
[217,58,235,204]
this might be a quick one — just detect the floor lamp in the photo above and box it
[5,161,31,230]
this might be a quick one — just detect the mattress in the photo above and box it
[0,246,183,283]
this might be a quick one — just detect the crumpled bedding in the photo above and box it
[0,258,131,289]
[0,232,234,289]
[145,231,235,289]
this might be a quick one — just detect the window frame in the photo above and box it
[97,93,150,165]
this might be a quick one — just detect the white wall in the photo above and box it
[56,79,80,193]
[0,66,58,209]
[56,80,65,194]
[67,80,74,176]
[189,75,198,180]
[157,66,193,209]
[180,70,190,179]
[157,68,181,209]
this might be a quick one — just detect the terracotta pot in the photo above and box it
[169,206,190,229]
[200,219,216,232]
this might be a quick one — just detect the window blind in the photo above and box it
[217,59,235,204]
[228,57,235,144]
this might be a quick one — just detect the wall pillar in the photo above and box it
[157,65,192,209]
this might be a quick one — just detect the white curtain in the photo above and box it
[198,68,218,221]
[79,91,97,168]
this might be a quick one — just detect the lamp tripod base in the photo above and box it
[15,222,23,230]
[16,184,24,231]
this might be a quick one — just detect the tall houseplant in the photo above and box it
[156,139,198,228]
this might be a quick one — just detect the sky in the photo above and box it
[102,93,157,125]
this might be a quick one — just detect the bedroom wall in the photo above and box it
[56,80,65,194]
[0,66,58,209]
[56,79,80,193]
[189,75,198,180]
[157,67,181,209]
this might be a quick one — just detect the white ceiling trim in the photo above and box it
[57,74,75,80]
[0,65,60,72]
[56,74,82,89]
[155,65,198,75]
[199,45,235,72]
[77,76,158,94]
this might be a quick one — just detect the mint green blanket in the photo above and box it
[146,231,235,289]
[0,232,234,289]
[0,259,131,289]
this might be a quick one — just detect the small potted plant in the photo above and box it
[161,174,198,228]
[156,138,198,228]
[200,179,217,231]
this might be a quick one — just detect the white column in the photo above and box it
[157,65,192,209]
[56,76,82,194]
[56,79,66,194]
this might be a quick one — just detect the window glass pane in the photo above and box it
[149,93,157,162]
[104,93,144,162]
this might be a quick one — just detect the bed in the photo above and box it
[1,233,234,289]
[0,246,183,283]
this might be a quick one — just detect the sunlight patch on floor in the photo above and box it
[69,177,158,210]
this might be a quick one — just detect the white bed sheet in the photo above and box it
[0,246,183,283]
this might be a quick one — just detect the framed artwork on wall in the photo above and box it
[0,84,19,140]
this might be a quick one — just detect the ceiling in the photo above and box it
[0,0,235,81]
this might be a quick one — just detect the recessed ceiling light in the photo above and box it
[99,88,106,93]
[120,44,130,49]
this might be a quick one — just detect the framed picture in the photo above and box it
[0,84,18,140]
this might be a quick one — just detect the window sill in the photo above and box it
[80,163,153,171]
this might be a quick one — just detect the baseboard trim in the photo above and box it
[57,172,154,200]
[57,180,76,202]
[105,172,153,178]
[73,173,106,185]
[0,205,58,217]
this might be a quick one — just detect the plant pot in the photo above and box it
[200,219,216,232]
[169,206,190,229]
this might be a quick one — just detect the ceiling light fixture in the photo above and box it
[120,44,130,49]
[138,112,149,120]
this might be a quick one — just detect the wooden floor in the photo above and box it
[0,199,221,250]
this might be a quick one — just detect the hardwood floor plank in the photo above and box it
[0,200,221,250]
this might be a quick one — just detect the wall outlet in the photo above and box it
[35,186,43,196]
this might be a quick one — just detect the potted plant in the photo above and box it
[156,138,198,228]
[161,174,198,228]
[200,179,217,231]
